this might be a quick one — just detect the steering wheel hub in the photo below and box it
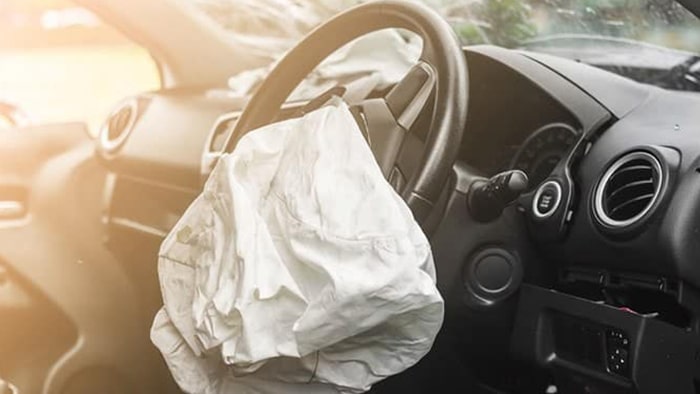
[227,0,469,224]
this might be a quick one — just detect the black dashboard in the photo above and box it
[459,50,583,180]
[96,45,700,393]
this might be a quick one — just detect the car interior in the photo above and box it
[3,0,700,393]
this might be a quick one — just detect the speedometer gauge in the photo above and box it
[510,123,578,190]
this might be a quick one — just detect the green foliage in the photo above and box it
[456,23,487,45]
[450,0,538,47]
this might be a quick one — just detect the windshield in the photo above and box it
[452,0,699,49]
[183,0,700,89]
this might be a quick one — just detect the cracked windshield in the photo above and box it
[188,0,700,90]
[1,0,699,132]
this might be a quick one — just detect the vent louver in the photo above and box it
[201,113,241,177]
[99,99,139,154]
[209,115,238,152]
[107,106,133,141]
[594,151,663,229]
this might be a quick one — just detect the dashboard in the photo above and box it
[457,51,583,184]
[95,45,700,393]
[509,123,579,190]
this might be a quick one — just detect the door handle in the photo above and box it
[0,200,25,219]
[0,184,28,220]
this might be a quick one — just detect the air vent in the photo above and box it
[201,113,240,178]
[209,114,239,152]
[594,151,663,229]
[99,99,139,154]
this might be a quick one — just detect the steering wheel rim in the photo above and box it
[227,0,468,224]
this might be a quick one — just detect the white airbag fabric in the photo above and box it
[151,102,444,393]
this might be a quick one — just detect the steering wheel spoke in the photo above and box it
[350,60,435,187]
[351,98,408,179]
[385,60,436,131]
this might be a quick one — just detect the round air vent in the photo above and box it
[99,99,138,154]
[594,151,663,230]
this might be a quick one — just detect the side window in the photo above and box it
[0,0,160,134]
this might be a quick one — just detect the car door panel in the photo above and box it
[0,123,170,393]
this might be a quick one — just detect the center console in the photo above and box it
[511,283,700,394]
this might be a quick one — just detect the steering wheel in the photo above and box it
[227,0,468,225]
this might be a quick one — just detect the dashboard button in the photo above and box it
[533,180,562,219]
[606,329,631,377]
